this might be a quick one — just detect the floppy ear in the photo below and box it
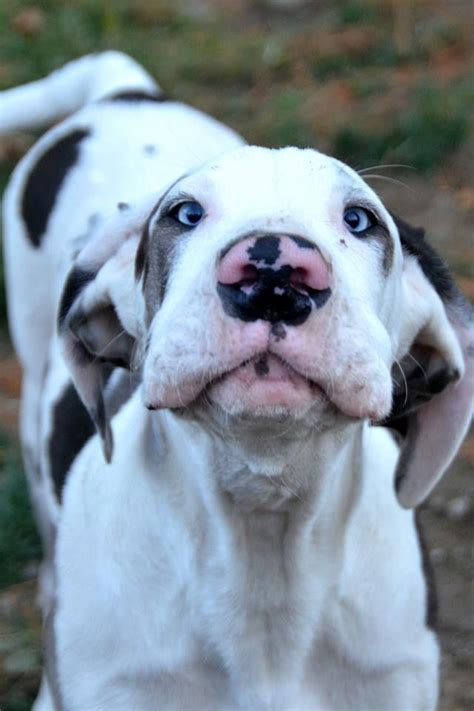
[386,216,473,508]
[58,203,151,461]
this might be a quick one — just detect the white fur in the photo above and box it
[56,399,438,710]
[3,53,470,710]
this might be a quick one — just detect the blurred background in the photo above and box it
[0,0,472,708]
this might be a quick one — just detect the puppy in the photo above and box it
[1,52,472,710]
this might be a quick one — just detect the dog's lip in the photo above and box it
[207,352,326,397]
[145,352,326,411]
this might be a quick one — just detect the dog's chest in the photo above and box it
[123,497,425,708]
[124,507,339,708]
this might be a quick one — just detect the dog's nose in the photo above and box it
[217,234,331,325]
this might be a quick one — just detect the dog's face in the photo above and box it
[138,146,403,427]
[60,146,472,507]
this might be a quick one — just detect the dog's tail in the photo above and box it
[0,51,159,134]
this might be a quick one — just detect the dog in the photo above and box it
[1,52,472,710]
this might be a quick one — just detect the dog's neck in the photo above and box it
[151,408,366,521]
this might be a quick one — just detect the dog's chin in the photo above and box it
[206,353,326,419]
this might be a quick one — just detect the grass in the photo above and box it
[334,78,472,171]
[0,0,471,162]
[0,431,41,590]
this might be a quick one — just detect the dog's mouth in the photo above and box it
[206,353,327,417]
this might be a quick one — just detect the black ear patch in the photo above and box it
[391,214,461,304]
[387,350,459,437]
[384,215,467,436]
[58,267,96,327]
[22,128,91,247]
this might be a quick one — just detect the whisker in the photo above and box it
[361,174,414,191]
[405,351,427,377]
[93,329,126,364]
[357,163,416,175]
[279,475,308,505]
[394,359,409,407]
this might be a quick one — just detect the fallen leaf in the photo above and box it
[11,7,45,37]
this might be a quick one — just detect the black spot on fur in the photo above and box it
[58,267,95,327]
[254,357,270,376]
[22,129,90,247]
[271,322,287,340]
[49,384,95,500]
[247,236,281,265]
[108,90,170,103]
[289,235,315,250]
[392,215,462,305]
[218,265,331,325]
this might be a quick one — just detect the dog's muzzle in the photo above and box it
[216,233,331,326]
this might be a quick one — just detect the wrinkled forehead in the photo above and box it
[162,146,388,225]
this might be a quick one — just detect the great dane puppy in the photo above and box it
[1,52,472,710]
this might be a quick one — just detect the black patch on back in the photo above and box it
[58,267,96,328]
[391,215,461,304]
[22,129,91,247]
[415,509,438,630]
[49,384,96,500]
[108,90,170,103]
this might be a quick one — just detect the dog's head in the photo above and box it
[59,146,473,507]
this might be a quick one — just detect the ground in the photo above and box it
[0,0,472,708]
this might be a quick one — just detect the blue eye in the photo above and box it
[170,201,204,227]
[343,207,376,234]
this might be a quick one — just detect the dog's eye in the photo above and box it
[343,207,377,234]
[169,201,204,227]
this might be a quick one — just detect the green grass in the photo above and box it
[334,78,472,171]
[0,0,471,160]
[338,1,379,26]
[0,432,41,590]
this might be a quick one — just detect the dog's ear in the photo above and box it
[58,203,151,461]
[386,216,473,508]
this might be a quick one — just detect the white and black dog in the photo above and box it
[1,52,473,710]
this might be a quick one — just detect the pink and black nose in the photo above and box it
[217,234,331,326]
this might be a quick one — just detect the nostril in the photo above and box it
[217,233,332,326]
[289,267,310,293]
[239,264,259,287]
